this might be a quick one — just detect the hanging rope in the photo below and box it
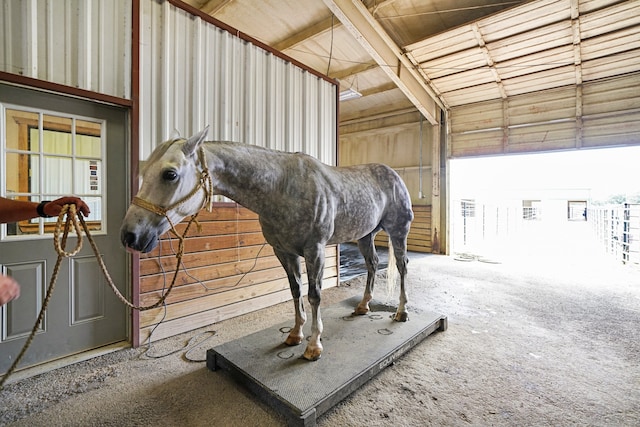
[0,203,199,389]
[1,205,77,389]
[1,147,217,388]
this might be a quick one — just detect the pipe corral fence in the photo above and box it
[589,203,640,265]
[452,200,640,266]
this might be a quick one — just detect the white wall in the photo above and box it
[138,1,336,163]
[0,0,132,98]
[1,0,337,165]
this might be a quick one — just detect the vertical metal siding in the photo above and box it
[0,0,131,99]
[138,1,336,164]
[1,0,337,162]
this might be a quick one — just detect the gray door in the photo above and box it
[1,84,128,374]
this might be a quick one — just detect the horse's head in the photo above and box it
[120,127,210,253]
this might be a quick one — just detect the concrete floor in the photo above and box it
[1,221,639,426]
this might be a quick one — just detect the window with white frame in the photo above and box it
[2,106,104,239]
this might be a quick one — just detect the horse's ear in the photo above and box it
[182,126,210,156]
[169,129,181,140]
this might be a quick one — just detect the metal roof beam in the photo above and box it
[323,0,443,124]
[200,0,233,15]
[273,15,336,52]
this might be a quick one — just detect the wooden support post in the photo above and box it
[431,119,441,254]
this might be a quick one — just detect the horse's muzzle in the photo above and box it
[120,229,159,253]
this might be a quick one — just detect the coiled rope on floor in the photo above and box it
[0,203,196,389]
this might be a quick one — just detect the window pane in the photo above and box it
[43,156,73,194]
[5,109,39,152]
[75,159,102,194]
[6,196,39,236]
[83,196,103,231]
[6,153,39,194]
[76,134,101,157]
[76,119,102,158]
[3,108,106,238]
[42,129,72,155]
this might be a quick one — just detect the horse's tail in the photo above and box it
[386,236,397,302]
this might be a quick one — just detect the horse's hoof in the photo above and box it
[354,304,369,316]
[303,347,322,361]
[284,335,303,346]
[393,312,409,322]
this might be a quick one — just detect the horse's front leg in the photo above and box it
[274,249,306,346]
[303,244,325,361]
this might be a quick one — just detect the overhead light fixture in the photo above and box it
[339,88,362,102]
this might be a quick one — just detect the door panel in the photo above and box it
[4,261,46,339]
[0,84,128,374]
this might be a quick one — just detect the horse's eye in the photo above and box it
[162,170,178,182]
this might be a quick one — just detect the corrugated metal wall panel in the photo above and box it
[0,0,131,99]
[450,99,504,134]
[508,87,576,125]
[139,1,336,163]
[582,74,640,116]
[450,73,640,158]
[445,83,502,107]
[583,111,640,147]
[450,129,505,157]
[582,74,640,147]
[508,121,577,152]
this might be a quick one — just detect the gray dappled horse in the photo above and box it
[120,127,414,360]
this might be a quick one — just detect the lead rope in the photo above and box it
[0,203,200,389]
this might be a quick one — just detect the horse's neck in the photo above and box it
[204,142,279,214]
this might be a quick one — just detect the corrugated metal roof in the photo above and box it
[177,0,640,121]
[407,0,640,107]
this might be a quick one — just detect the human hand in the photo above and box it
[0,274,20,305]
[45,197,91,217]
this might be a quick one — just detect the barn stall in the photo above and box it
[1,0,640,425]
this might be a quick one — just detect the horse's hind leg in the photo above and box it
[355,233,379,315]
[390,234,410,322]
[274,249,306,346]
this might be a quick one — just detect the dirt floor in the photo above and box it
[1,223,639,426]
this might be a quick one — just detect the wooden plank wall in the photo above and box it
[138,203,338,342]
[374,205,432,253]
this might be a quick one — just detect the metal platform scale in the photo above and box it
[206,296,447,427]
